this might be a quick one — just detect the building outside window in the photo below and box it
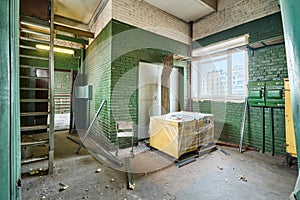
[192,35,249,101]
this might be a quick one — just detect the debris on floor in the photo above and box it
[59,183,69,192]
[220,148,230,156]
[95,168,101,173]
[237,175,247,182]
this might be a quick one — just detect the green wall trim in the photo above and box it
[193,12,283,48]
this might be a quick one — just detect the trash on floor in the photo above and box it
[59,183,69,192]
[237,175,247,182]
[220,148,230,156]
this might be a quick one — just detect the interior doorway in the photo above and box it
[54,70,72,130]
[138,62,181,140]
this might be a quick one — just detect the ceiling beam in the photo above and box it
[201,0,217,11]
[54,24,94,38]
[54,15,89,30]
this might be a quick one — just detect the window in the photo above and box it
[192,35,248,101]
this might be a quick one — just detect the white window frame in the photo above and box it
[192,35,249,102]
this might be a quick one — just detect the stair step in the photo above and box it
[20,45,38,50]
[21,112,49,116]
[21,140,49,146]
[20,65,48,70]
[20,99,49,103]
[21,157,48,164]
[20,36,49,44]
[20,55,49,61]
[20,75,49,80]
[20,27,49,37]
[20,87,49,91]
[21,125,49,131]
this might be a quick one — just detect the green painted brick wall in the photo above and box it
[193,12,283,48]
[85,21,113,140]
[54,71,71,94]
[110,19,189,147]
[192,15,288,155]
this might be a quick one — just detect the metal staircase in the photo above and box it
[19,3,55,174]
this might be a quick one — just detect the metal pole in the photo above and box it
[125,157,135,190]
[239,97,248,153]
[48,0,55,175]
[76,100,106,154]
[262,107,265,153]
[270,107,274,156]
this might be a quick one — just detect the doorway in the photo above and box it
[138,62,181,140]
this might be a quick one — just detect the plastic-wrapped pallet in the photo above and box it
[149,111,214,159]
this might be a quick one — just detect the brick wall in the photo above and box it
[110,19,189,146]
[111,56,139,147]
[112,0,190,44]
[193,0,280,40]
[192,14,287,155]
[89,0,112,43]
[85,19,190,147]
[85,22,113,140]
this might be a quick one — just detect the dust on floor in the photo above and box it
[21,131,298,200]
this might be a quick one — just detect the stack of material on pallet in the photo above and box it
[149,111,214,159]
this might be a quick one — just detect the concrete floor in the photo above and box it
[22,131,298,200]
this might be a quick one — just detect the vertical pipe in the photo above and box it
[189,22,193,111]
[262,107,265,153]
[48,0,55,174]
[270,107,274,155]
[279,0,300,197]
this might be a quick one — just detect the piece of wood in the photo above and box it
[161,55,173,114]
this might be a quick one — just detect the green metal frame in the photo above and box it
[0,0,21,199]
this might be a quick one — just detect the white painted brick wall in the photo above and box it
[89,0,113,43]
[112,0,190,44]
[193,0,280,40]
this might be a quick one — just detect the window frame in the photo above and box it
[192,35,249,102]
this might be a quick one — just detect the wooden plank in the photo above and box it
[20,45,38,50]
[21,140,49,146]
[20,76,49,80]
[20,65,49,69]
[21,125,49,131]
[20,99,49,103]
[21,157,48,164]
[20,87,48,91]
[20,55,49,61]
[54,24,94,38]
[20,36,49,44]
[161,55,173,114]
[20,112,49,116]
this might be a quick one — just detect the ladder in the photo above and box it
[19,5,55,174]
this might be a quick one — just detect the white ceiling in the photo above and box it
[54,0,103,24]
[54,0,216,26]
[144,0,217,22]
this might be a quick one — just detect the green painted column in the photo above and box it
[279,0,300,198]
[0,0,12,198]
[0,0,21,199]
